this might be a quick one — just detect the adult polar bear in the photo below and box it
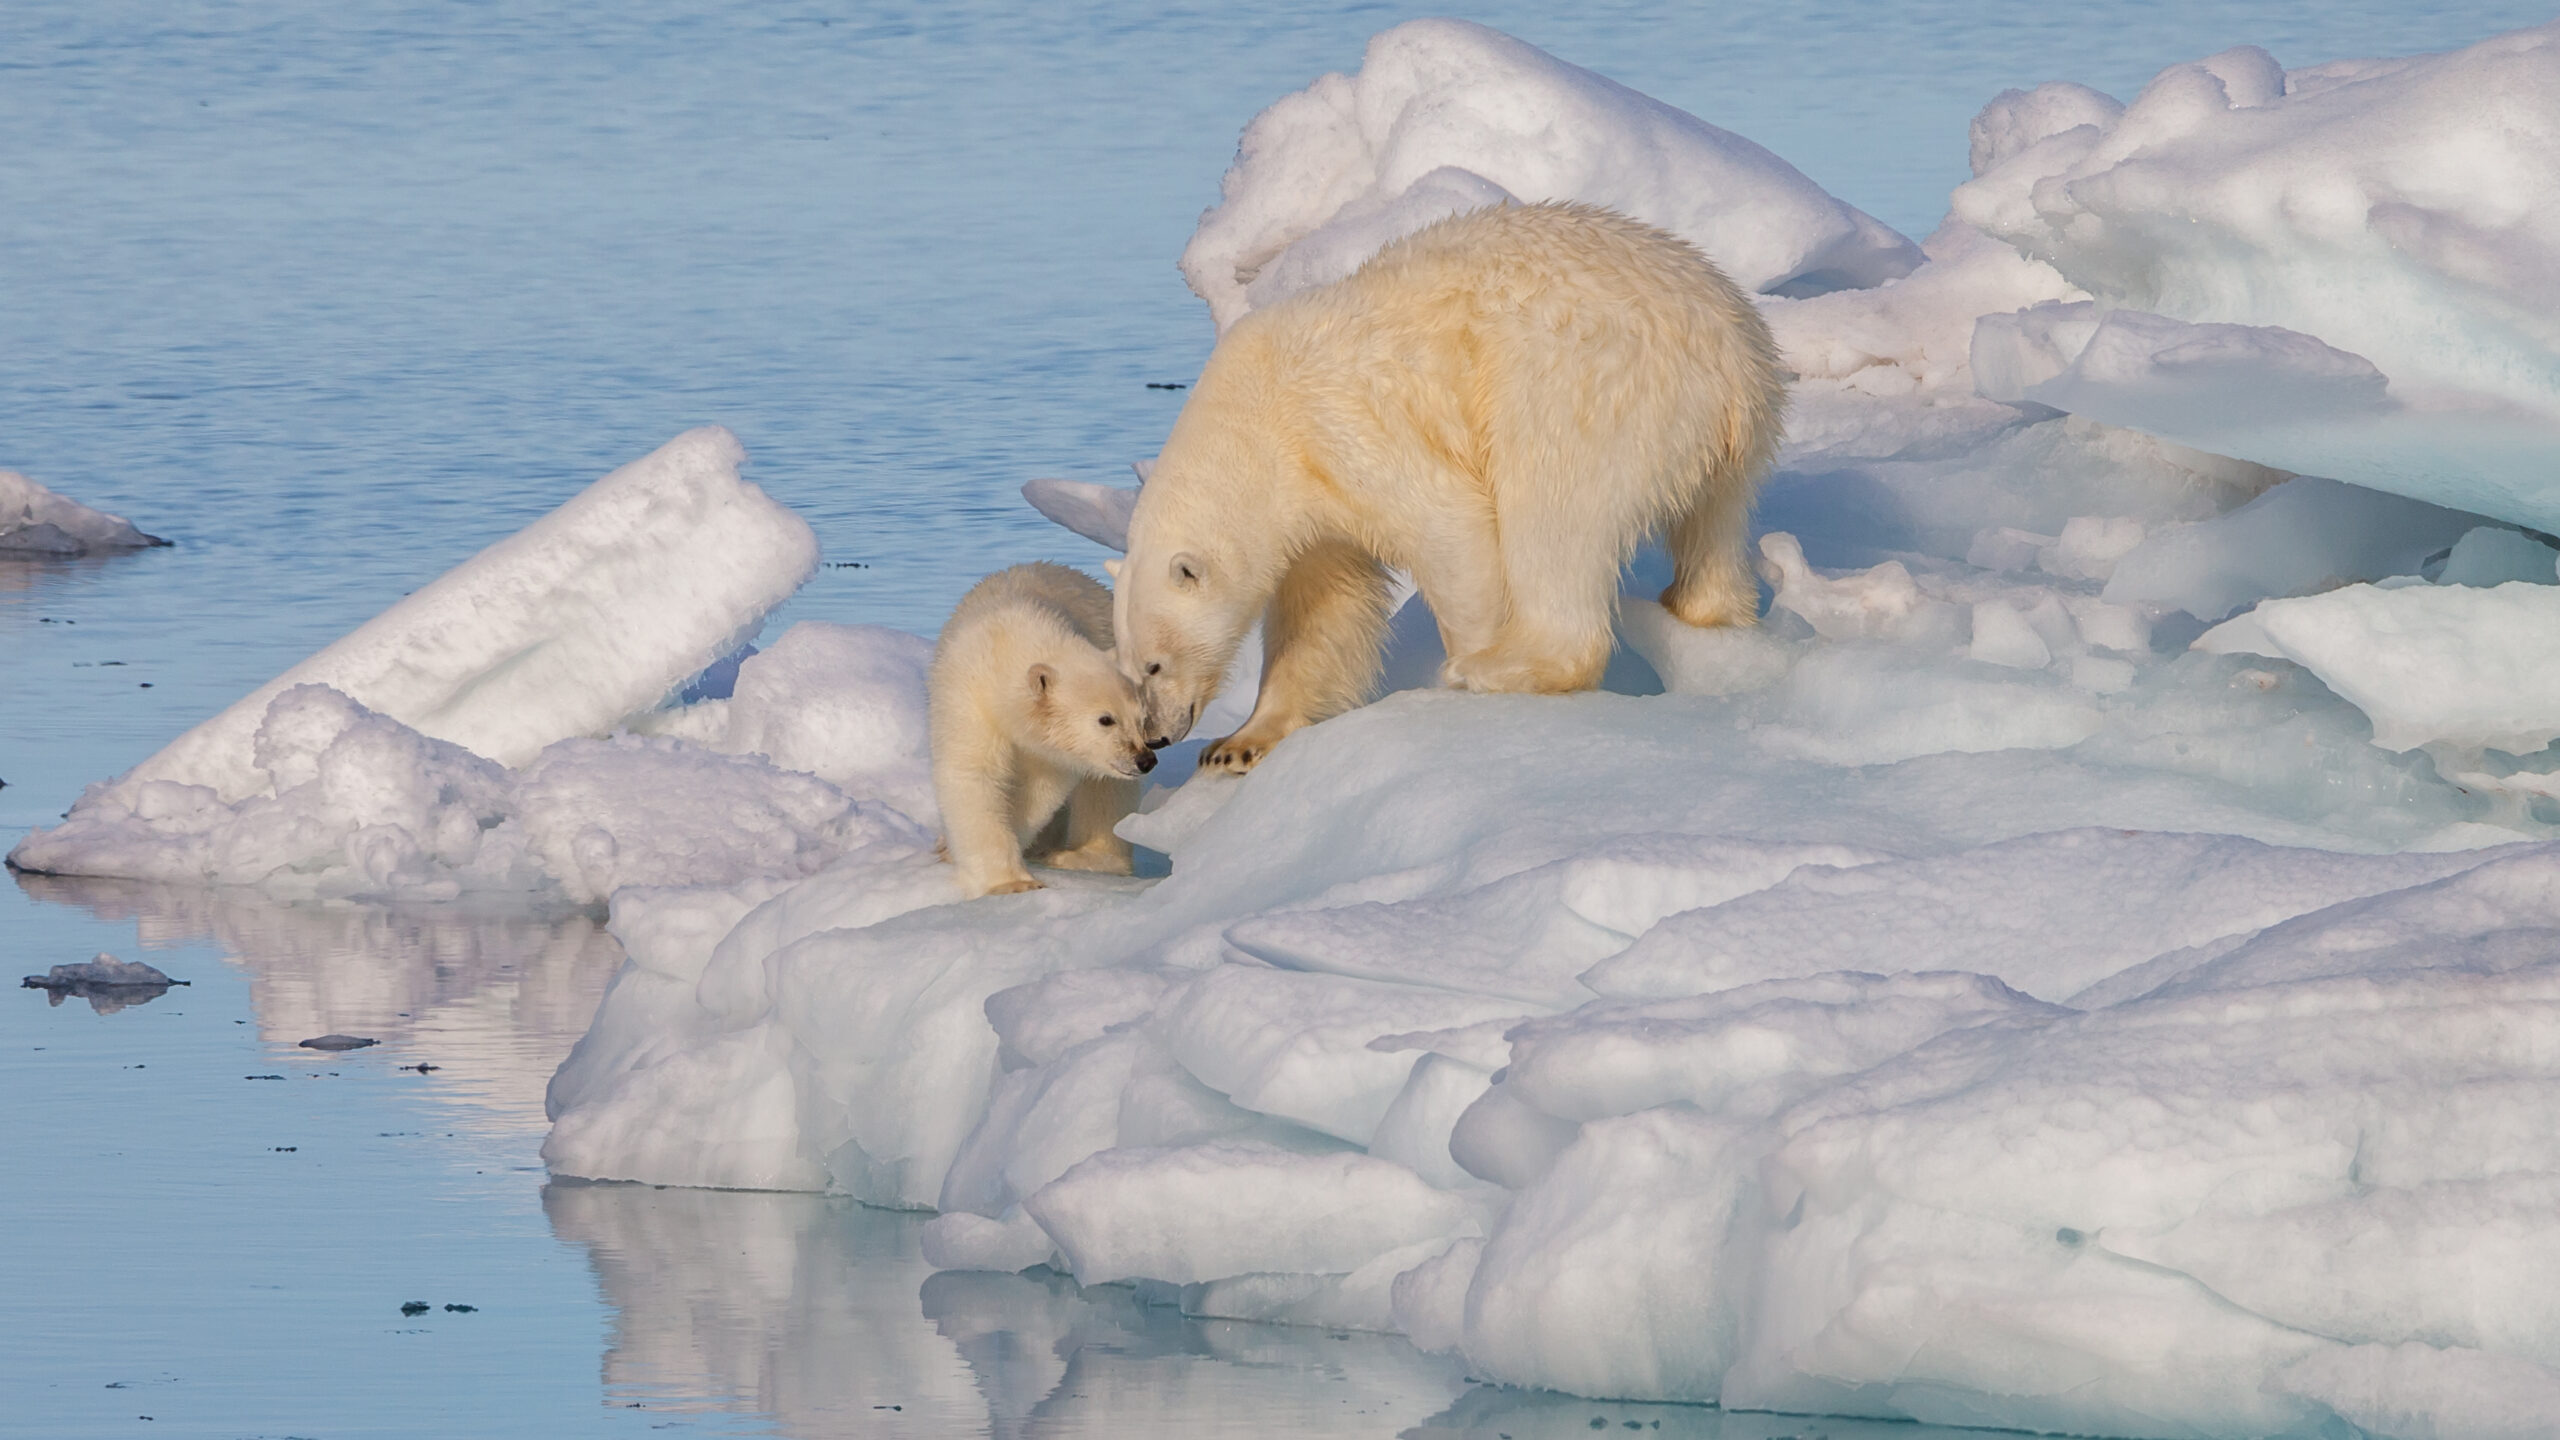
[1114,202,1786,771]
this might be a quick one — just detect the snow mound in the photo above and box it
[0,469,164,554]
[1180,18,1919,333]
[635,622,939,827]
[113,427,814,804]
[1953,28,2560,530]
[2198,581,2560,754]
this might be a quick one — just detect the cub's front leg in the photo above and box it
[935,749,1043,898]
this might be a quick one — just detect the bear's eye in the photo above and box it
[1098,715,1116,727]
[1145,662,1162,676]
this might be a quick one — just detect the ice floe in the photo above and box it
[0,469,165,554]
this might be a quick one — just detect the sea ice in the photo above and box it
[0,469,165,554]
[1952,28,2560,529]
[110,427,814,804]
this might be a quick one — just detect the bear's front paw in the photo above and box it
[982,876,1045,896]
[1200,735,1269,773]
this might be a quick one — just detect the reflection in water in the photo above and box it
[14,874,2016,1440]
[547,1182,2018,1439]
[16,871,624,1130]
[546,1180,1472,1438]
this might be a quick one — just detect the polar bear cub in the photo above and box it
[1115,202,1787,772]
[931,562,1157,898]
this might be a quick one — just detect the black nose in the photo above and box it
[1145,737,1171,751]
[1135,748,1157,774]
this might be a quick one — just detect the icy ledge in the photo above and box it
[546,652,2560,1438]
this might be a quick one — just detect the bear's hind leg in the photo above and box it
[1658,470,1759,629]
[1451,481,1620,694]
[1202,540,1394,773]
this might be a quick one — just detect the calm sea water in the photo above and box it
[4,3,2549,1435]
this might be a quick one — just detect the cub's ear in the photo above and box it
[1170,552,1203,590]
[1028,662,1055,698]
[1102,557,1123,581]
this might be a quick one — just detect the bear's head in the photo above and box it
[1108,545,1250,748]
[1026,646,1156,780]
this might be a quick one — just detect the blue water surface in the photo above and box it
[4,3,2551,1435]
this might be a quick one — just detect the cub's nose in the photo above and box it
[1144,736,1171,751]
[1134,748,1158,774]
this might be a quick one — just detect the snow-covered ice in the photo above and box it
[1179,18,1920,333]
[28,19,2560,1440]
[1951,26,2560,531]
[0,469,164,554]
[115,426,812,804]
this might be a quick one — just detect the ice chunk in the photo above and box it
[1954,27,2560,530]
[1967,82,2125,177]
[2438,526,2560,589]
[113,427,815,804]
[1018,477,1138,553]
[2198,581,2560,753]
[1585,828,2504,1004]
[1764,221,2085,398]
[0,469,164,553]
[2106,476,2486,622]
[1756,532,1959,645]
[1180,19,1918,333]
[691,622,937,826]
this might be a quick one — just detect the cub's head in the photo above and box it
[1107,544,1246,749]
[1027,647,1156,779]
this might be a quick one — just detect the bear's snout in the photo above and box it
[1144,737,1170,751]
[1134,747,1157,774]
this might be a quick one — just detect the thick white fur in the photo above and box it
[1115,202,1787,772]
[930,563,1153,898]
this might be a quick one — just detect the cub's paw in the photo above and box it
[981,876,1045,896]
[1040,843,1133,875]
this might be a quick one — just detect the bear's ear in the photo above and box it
[1027,662,1055,699]
[1169,552,1203,590]
[1102,558,1123,581]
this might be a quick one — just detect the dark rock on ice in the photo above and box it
[298,1034,378,1051]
